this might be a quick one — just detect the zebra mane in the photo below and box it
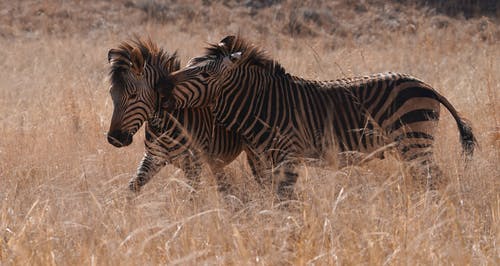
[108,37,180,82]
[200,35,286,75]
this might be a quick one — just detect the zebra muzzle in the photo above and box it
[107,130,133,147]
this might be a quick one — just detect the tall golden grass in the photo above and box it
[0,1,499,265]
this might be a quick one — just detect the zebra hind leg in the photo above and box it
[275,161,299,201]
[408,159,446,191]
[398,140,447,190]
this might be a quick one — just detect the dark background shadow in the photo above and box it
[395,0,498,18]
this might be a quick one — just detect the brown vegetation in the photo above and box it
[0,1,498,264]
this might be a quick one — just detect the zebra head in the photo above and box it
[107,39,180,147]
[157,35,245,110]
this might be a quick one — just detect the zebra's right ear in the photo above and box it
[218,35,236,48]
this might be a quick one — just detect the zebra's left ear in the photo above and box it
[222,52,242,68]
[230,52,242,61]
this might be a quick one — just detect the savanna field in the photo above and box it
[0,0,499,265]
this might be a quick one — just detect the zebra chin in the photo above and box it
[107,130,133,147]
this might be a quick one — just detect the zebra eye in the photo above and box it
[200,72,210,78]
[129,92,138,99]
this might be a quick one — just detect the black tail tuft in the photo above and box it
[433,89,478,161]
[457,118,477,160]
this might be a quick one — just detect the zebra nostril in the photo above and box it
[107,133,124,147]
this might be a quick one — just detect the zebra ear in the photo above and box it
[218,35,236,47]
[130,47,145,75]
[108,49,131,65]
[222,52,242,68]
[230,52,242,61]
[108,49,119,63]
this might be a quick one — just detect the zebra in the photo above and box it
[157,35,477,199]
[106,38,253,193]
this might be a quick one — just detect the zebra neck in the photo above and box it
[148,108,170,132]
[212,72,292,144]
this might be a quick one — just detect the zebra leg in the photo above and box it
[180,154,203,192]
[275,161,299,201]
[408,157,445,190]
[213,167,234,194]
[129,152,166,192]
[396,136,445,190]
[337,151,364,168]
[422,161,444,190]
[214,170,231,193]
[246,149,272,187]
[205,158,233,193]
[387,97,446,190]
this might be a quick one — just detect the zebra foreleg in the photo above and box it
[214,170,232,193]
[205,159,232,193]
[129,152,166,192]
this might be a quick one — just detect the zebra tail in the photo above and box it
[434,91,478,159]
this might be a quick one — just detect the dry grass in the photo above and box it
[0,1,499,265]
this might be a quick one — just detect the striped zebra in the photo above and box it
[157,35,477,199]
[107,38,252,193]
